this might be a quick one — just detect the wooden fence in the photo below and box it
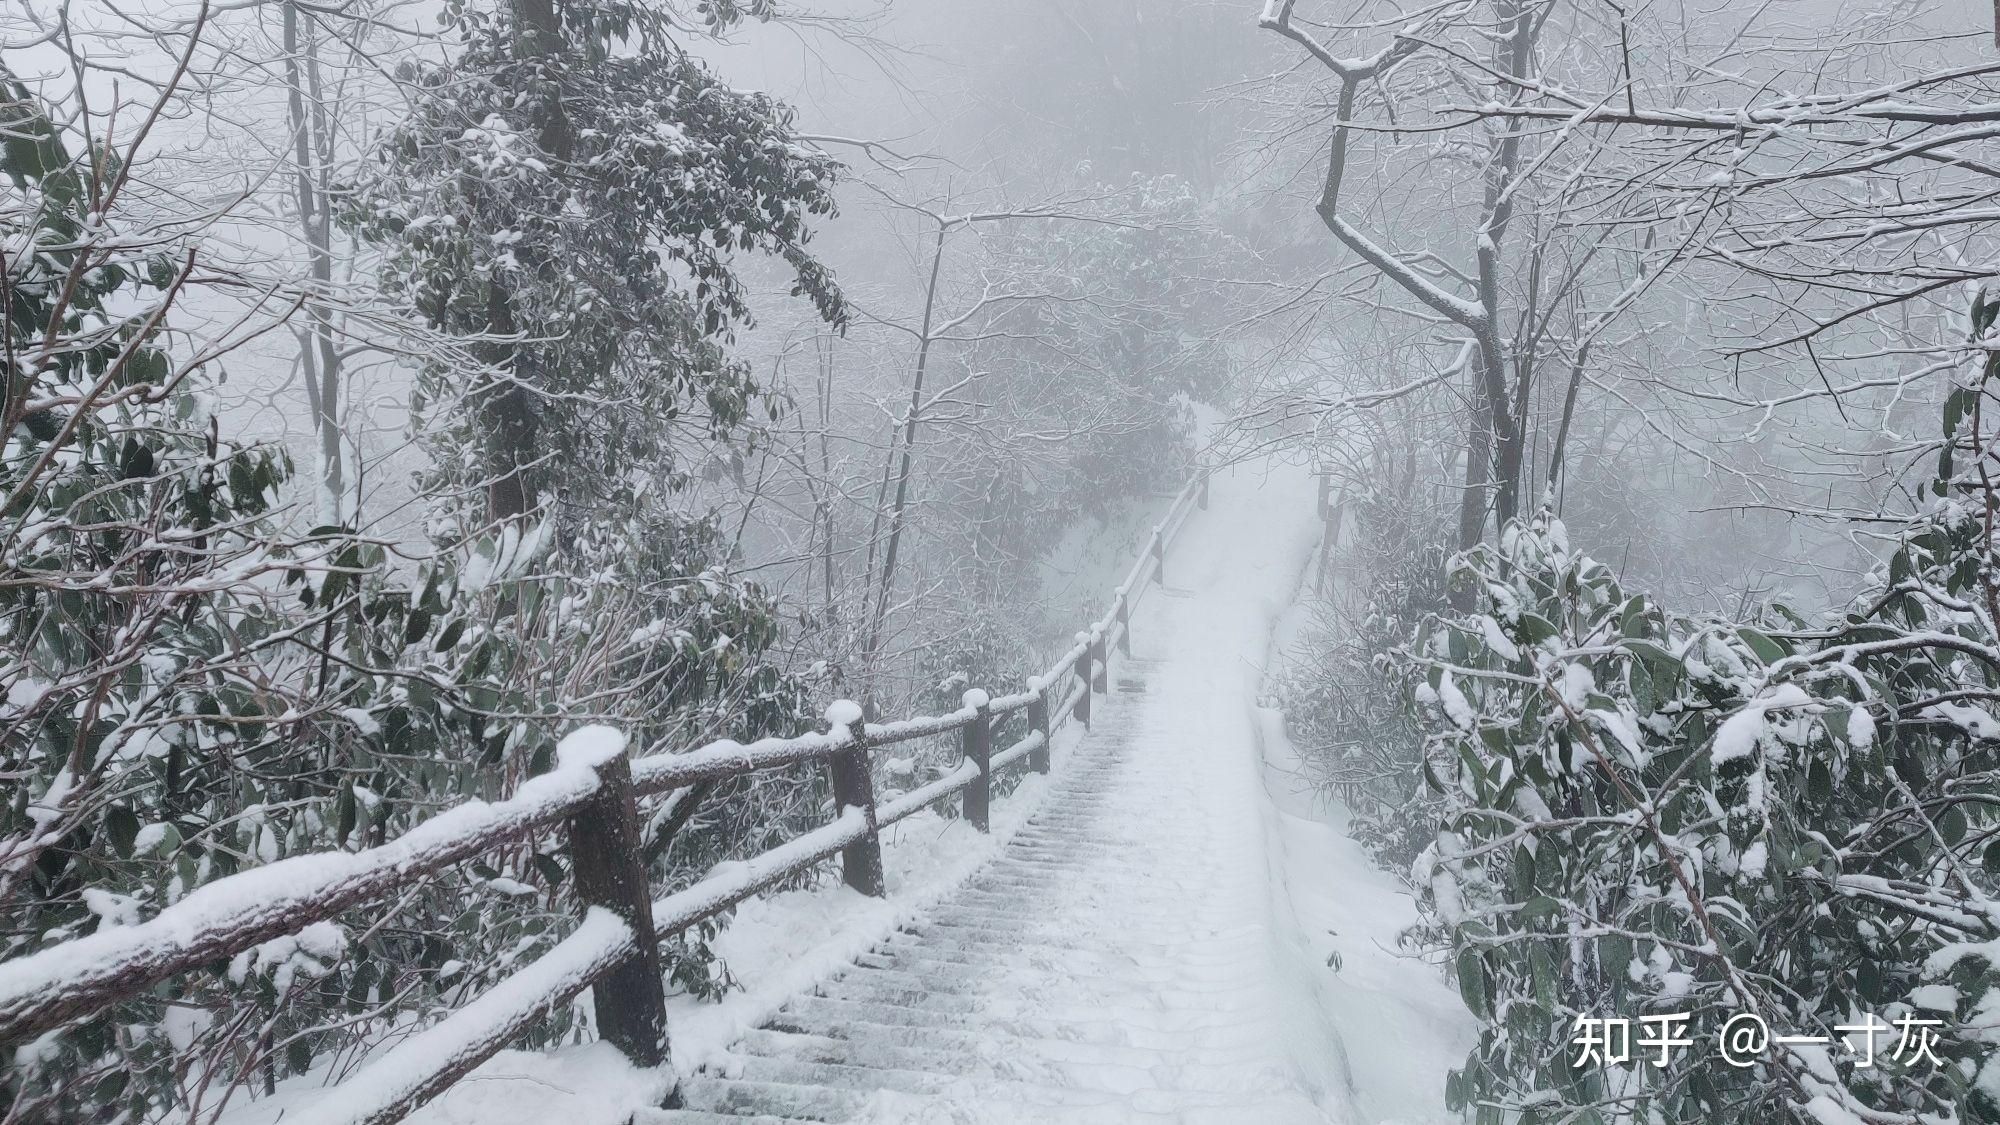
[0,471,1211,1125]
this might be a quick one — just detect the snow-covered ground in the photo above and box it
[1259,518,1478,1125]
[221,457,1473,1124]
[667,785,1061,1076]
[888,453,1472,1123]
[666,457,1474,1123]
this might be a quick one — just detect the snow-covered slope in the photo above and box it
[1257,523,1478,1125]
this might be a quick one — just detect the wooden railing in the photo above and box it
[0,471,1211,1125]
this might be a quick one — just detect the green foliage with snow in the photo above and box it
[346,0,845,530]
[1405,501,2000,1123]
[1,57,831,1119]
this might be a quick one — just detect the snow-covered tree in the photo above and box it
[345,0,845,532]
[0,7,850,1111]
[1401,297,2000,1122]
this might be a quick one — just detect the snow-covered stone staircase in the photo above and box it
[638,465,1334,1124]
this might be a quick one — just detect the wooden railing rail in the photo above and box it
[0,469,1211,1124]
[0,746,610,1048]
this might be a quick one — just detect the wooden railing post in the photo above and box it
[1115,592,1132,656]
[1027,681,1051,774]
[563,729,668,1068]
[1150,529,1165,587]
[1198,470,1210,510]
[1072,632,1093,729]
[1090,630,1109,693]
[961,689,991,832]
[823,700,884,897]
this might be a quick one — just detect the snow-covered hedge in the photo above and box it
[1404,508,1999,1124]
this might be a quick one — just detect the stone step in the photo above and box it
[765,993,1267,1054]
[665,1082,1324,1125]
[936,895,1240,927]
[907,915,1267,952]
[697,1061,1326,1121]
[857,950,1254,995]
[908,912,1232,944]
[860,941,1251,981]
[707,1053,968,1098]
[877,935,1221,974]
[991,840,1181,858]
[997,836,1188,855]
[766,994,972,1032]
[671,1075,868,1121]
[815,967,1272,1019]
[634,1111,814,1125]
[748,1007,1279,1069]
[999,835,1125,851]
[921,909,1251,940]
[735,1028,995,1075]
[967,869,1226,894]
[955,874,1218,900]
[860,936,975,965]
[1026,780,1120,793]
[706,1053,1158,1110]
[951,878,1234,904]
[976,857,1148,878]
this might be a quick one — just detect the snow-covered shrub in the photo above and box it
[3,425,821,1118]
[0,83,333,1119]
[894,615,1040,806]
[1402,507,1999,1124]
[1281,542,1451,869]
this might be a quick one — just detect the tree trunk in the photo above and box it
[472,0,572,527]
[283,1,345,526]
[480,284,537,523]
[1457,383,1495,550]
[1466,0,1539,543]
[817,338,837,615]
[1546,341,1590,504]
[859,222,949,695]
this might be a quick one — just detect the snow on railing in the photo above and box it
[630,724,858,796]
[650,807,871,935]
[282,909,640,1125]
[0,469,1209,1124]
[0,732,613,1047]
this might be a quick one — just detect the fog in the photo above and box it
[6,1,1999,1122]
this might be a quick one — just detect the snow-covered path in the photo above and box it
[646,461,1437,1124]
